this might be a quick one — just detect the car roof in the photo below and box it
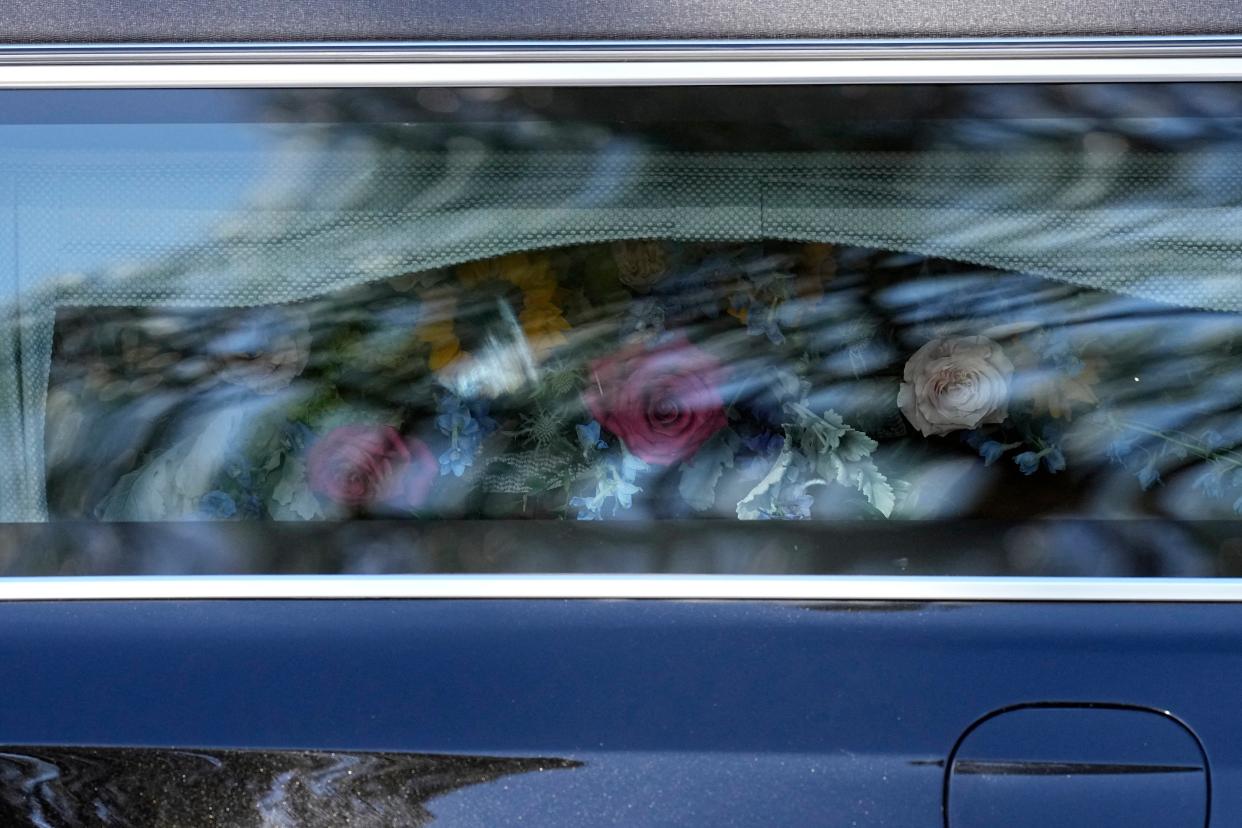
[0,0,1239,44]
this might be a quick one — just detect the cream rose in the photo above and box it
[898,336,1013,437]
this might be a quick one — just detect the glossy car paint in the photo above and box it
[0,599,1235,825]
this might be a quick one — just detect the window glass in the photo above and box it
[4,84,1242,576]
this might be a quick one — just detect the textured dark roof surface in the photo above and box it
[1,0,1240,44]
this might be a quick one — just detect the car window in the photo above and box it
[5,84,1242,577]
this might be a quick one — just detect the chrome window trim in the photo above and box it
[3,55,1242,87]
[7,35,1242,64]
[3,36,1242,85]
[0,575,1238,602]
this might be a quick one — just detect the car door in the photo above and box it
[0,41,1240,827]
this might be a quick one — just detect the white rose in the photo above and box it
[897,336,1013,437]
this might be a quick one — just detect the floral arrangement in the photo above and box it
[43,240,1242,523]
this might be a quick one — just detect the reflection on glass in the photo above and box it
[0,747,579,827]
[4,84,1242,575]
[43,242,1242,525]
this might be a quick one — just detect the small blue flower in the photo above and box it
[198,490,237,519]
[438,445,471,478]
[568,453,648,519]
[738,430,783,477]
[979,440,1007,467]
[237,494,264,519]
[1106,439,1134,465]
[757,491,814,520]
[435,394,495,477]
[615,480,642,510]
[1202,430,1226,452]
[1039,332,1084,374]
[1042,446,1067,474]
[1194,469,1225,499]
[1014,452,1041,476]
[576,421,609,456]
[569,496,602,520]
[1137,464,1162,491]
[471,401,498,437]
[742,431,784,457]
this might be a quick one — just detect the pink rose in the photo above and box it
[584,337,728,465]
[898,336,1014,437]
[307,425,436,508]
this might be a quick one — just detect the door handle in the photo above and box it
[946,704,1209,828]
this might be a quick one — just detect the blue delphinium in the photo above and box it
[1007,425,1066,476]
[756,489,814,520]
[963,430,1020,468]
[1202,430,1226,452]
[739,429,785,478]
[1106,427,1242,498]
[570,452,647,520]
[436,393,497,477]
[1040,330,1085,375]
[1013,445,1067,476]
[198,490,237,519]
[742,430,784,456]
[237,493,264,520]
[1014,451,1042,476]
[575,421,609,458]
[1193,467,1226,499]
[979,440,1008,467]
[1106,438,1134,465]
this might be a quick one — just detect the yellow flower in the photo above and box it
[458,252,555,293]
[519,301,571,354]
[522,284,557,307]
[502,253,555,293]
[415,319,463,371]
[429,340,464,371]
[456,259,501,289]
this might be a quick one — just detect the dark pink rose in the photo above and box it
[583,337,728,465]
[307,425,436,509]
